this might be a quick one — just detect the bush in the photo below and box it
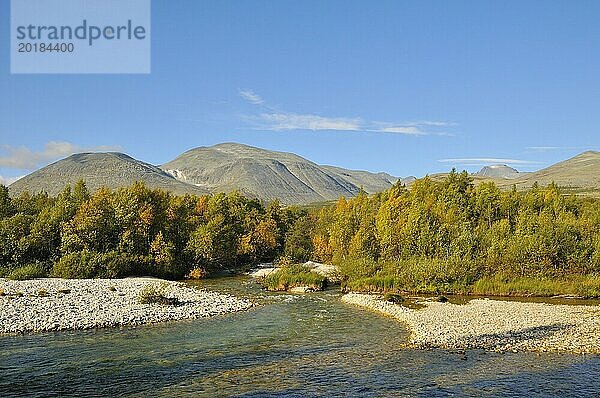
[103,252,150,278]
[7,263,48,280]
[138,283,180,305]
[261,263,326,291]
[52,250,104,279]
[383,293,404,303]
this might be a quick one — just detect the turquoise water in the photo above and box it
[1,277,599,397]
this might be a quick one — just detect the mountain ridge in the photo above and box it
[9,143,399,203]
[8,152,209,197]
[8,145,600,202]
[160,142,397,203]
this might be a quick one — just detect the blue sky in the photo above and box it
[1,0,599,184]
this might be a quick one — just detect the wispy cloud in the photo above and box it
[0,141,122,170]
[239,89,264,105]
[373,126,427,135]
[240,89,455,136]
[258,113,361,131]
[403,121,458,127]
[438,157,543,166]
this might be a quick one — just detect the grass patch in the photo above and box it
[261,263,327,292]
[339,257,477,295]
[339,257,600,298]
[472,275,600,298]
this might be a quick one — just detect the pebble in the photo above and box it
[341,293,600,354]
[0,278,254,335]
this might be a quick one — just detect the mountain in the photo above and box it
[11,145,598,203]
[500,151,600,193]
[160,143,398,203]
[9,152,208,197]
[476,164,521,179]
[319,165,398,194]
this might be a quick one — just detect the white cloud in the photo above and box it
[239,89,264,105]
[404,121,457,127]
[255,114,453,135]
[241,89,455,136]
[438,157,542,166]
[369,122,430,136]
[258,113,361,131]
[0,141,122,170]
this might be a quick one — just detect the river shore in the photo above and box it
[0,278,253,335]
[341,293,600,354]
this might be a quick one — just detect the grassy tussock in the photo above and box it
[261,264,326,291]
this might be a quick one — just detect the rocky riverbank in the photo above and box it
[0,278,254,335]
[341,293,600,354]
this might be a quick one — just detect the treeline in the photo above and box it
[2,172,600,295]
[308,170,600,294]
[0,181,309,280]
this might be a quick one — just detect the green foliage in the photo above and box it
[472,275,600,298]
[7,263,48,280]
[261,263,327,291]
[52,250,105,279]
[283,215,314,262]
[1,182,304,279]
[4,173,600,296]
[310,173,600,296]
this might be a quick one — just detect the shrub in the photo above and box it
[138,283,180,305]
[7,263,48,280]
[186,267,207,280]
[103,252,150,278]
[52,251,104,279]
[261,263,326,291]
[38,289,48,297]
[383,293,404,303]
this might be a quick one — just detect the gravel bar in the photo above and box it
[0,278,254,335]
[341,293,600,354]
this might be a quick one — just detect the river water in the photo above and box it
[1,277,599,397]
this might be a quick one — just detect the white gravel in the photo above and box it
[0,278,254,335]
[341,293,600,354]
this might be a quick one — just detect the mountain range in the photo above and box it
[9,143,397,204]
[7,144,600,203]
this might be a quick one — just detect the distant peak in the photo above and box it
[66,152,135,161]
[476,164,520,179]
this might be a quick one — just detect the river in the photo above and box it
[1,277,599,397]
